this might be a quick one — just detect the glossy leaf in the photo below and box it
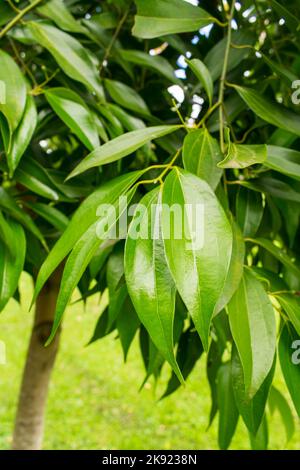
[218,142,267,169]
[233,85,300,137]
[231,345,275,434]
[45,88,99,151]
[0,218,26,311]
[276,294,300,336]
[67,125,180,179]
[33,171,143,305]
[36,0,87,34]
[28,22,104,100]
[104,79,151,117]
[228,268,276,398]
[7,93,37,175]
[162,169,232,350]
[133,0,213,38]
[217,362,239,450]
[125,188,183,381]
[182,128,222,190]
[266,146,300,181]
[236,187,264,237]
[0,49,27,132]
[185,58,213,105]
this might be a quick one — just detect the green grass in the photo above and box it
[0,273,299,450]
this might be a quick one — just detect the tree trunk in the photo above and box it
[12,267,62,450]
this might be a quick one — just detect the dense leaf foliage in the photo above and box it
[0,0,300,449]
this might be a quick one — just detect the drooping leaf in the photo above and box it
[107,244,128,330]
[33,171,144,305]
[185,58,213,105]
[67,125,181,179]
[276,294,300,336]
[0,49,27,132]
[161,327,203,399]
[125,188,183,381]
[266,146,300,181]
[132,0,213,39]
[0,218,26,311]
[247,237,300,278]
[217,362,239,450]
[28,22,104,100]
[231,345,275,434]
[7,93,37,176]
[116,297,140,361]
[236,187,264,237]
[119,49,180,84]
[227,268,277,398]
[215,221,245,314]
[182,128,222,190]
[45,88,100,151]
[36,0,87,34]
[249,415,269,450]
[24,202,69,233]
[104,79,151,117]
[233,85,300,137]
[279,324,300,417]
[162,169,232,350]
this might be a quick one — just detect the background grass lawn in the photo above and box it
[0,273,299,450]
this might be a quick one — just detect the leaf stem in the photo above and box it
[0,0,44,39]
[218,0,236,153]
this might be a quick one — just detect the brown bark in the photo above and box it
[12,267,62,450]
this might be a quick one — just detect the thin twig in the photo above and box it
[218,0,236,153]
[99,9,129,76]
[0,0,44,39]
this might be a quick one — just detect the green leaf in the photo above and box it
[249,415,269,450]
[36,0,87,34]
[24,202,69,233]
[182,128,222,190]
[266,146,300,181]
[7,93,37,175]
[185,58,213,105]
[0,218,26,311]
[119,49,180,85]
[215,221,245,314]
[217,362,239,450]
[47,186,136,344]
[15,158,62,201]
[67,125,181,179]
[236,187,264,237]
[161,327,203,399]
[231,345,275,434]
[228,268,277,398]
[0,187,45,246]
[0,49,27,132]
[28,22,104,100]
[107,244,128,330]
[269,386,295,444]
[104,79,151,117]
[218,142,267,169]
[204,31,255,81]
[162,169,233,350]
[45,87,100,151]
[279,324,300,418]
[207,339,225,427]
[276,294,300,336]
[233,85,300,137]
[247,237,300,278]
[270,0,300,34]
[116,297,140,361]
[125,188,183,381]
[132,0,213,39]
[33,171,143,305]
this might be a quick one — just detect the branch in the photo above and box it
[218,0,236,153]
[0,0,44,39]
